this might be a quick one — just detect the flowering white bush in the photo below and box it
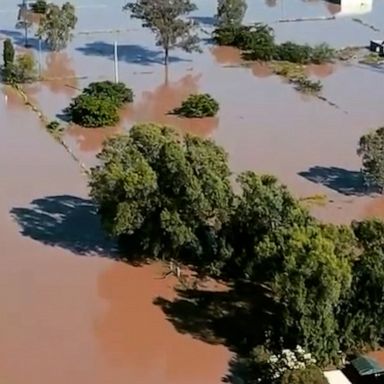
[268,345,316,380]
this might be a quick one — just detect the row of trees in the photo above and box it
[89,123,384,383]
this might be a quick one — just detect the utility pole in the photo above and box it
[113,41,119,83]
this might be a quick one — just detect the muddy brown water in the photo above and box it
[0,94,229,384]
[3,0,384,382]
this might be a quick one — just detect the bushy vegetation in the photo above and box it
[90,123,384,384]
[67,94,119,127]
[1,39,37,84]
[31,0,47,14]
[46,120,64,139]
[84,81,134,107]
[214,23,335,64]
[172,93,219,118]
[66,81,134,127]
[292,77,322,94]
[358,127,384,192]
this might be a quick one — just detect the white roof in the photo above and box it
[324,370,352,384]
[337,0,372,16]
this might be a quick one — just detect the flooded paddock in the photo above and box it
[2,0,384,383]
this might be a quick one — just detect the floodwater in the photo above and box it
[2,0,384,382]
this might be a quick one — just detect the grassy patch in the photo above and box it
[300,194,328,207]
[359,53,384,65]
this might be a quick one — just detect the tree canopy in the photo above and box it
[358,127,384,192]
[36,2,77,51]
[123,0,201,66]
[216,0,247,28]
[89,123,384,380]
[89,123,233,265]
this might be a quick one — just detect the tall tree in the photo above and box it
[357,127,384,192]
[123,0,201,66]
[89,123,233,265]
[16,0,32,47]
[3,39,15,68]
[36,2,77,51]
[223,172,352,364]
[216,0,248,27]
[339,219,384,351]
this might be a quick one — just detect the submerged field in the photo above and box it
[1,0,384,383]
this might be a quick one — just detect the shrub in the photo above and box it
[14,53,37,82]
[173,93,220,118]
[46,120,63,139]
[274,42,312,64]
[83,81,134,106]
[67,94,119,127]
[292,76,322,94]
[31,0,47,14]
[280,366,327,384]
[214,23,276,61]
[213,25,242,46]
[310,43,335,64]
[240,24,276,61]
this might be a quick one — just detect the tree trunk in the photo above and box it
[164,46,169,67]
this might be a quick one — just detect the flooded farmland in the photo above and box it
[2,0,384,383]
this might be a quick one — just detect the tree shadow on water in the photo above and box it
[298,166,366,196]
[154,282,278,355]
[10,195,117,257]
[76,41,191,66]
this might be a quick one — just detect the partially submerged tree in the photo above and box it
[216,0,247,28]
[36,2,77,51]
[31,0,48,14]
[3,39,15,68]
[89,123,233,264]
[357,127,384,192]
[339,219,384,351]
[123,0,201,66]
[172,93,220,117]
[16,1,33,47]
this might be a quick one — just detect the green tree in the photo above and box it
[280,366,327,384]
[36,2,77,51]
[83,81,134,106]
[89,123,233,265]
[223,173,352,364]
[216,0,247,28]
[31,0,48,14]
[16,1,32,47]
[357,127,384,192]
[339,219,384,351]
[240,23,276,61]
[123,0,201,66]
[14,52,37,82]
[3,39,15,68]
[67,94,119,127]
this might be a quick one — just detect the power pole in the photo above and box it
[114,41,119,83]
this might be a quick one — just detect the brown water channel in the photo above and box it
[2,0,384,382]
